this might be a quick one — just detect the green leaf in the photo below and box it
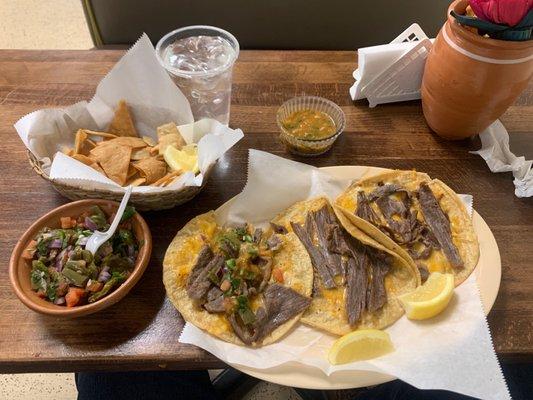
[117,229,134,245]
[225,258,236,270]
[230,277,241,291]
[89,205,108,230]
[46,281,58,302]
[236,295,255,325]
[120,206,136,222]
[30,269,47,291]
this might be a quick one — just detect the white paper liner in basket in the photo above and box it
[14,34,243,194]
[179,150,509,400]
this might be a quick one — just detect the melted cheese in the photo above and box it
[322,286,345,305]
[384,276,394,294]
[211,314,232,335]
[337,196,356,211]
[425,250,452,274]
[174,218,218,285]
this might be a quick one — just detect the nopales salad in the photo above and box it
[23,205,139,307]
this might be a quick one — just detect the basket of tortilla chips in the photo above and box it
[18,34,242,211]
[27,100,240,210]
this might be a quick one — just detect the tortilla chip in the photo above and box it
[74,129,91,155]
[149,144,160,155]
[89,162,106,176]
[127,164,138,179]
[159,133,186,155]
[90,143,131,185]
[152,170,182,187]
[71,154,94,166]
[142,136,157,147]
[157,122,186,154]
[83,130,118,139]
[126,176,147,187]
[104,136,147,148]
[108,100,138,137]
[133,157,167,185]
[86,138,97,148]
[126,178,146,186]
[61,146,74,156]
[131,147,151,160]
[162,175,181,187]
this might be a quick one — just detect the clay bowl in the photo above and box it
[9,199,152,318]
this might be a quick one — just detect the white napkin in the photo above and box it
[350,24,434,106]
[471,120,533,198]
[179,150,509,400]
[14,34,243,193]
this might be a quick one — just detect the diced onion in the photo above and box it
[54,297,65,305]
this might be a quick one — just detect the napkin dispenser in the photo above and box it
[350,24,434,107]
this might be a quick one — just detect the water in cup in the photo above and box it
[157,27,239,125]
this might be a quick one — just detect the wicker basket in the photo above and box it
[28,150,212,211]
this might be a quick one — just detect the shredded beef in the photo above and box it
[418,183,463,269]
[186,245,215,300]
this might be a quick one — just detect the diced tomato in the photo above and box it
[22,240,37,260]
[65,287,87,307]
[60,217,72,229]
[37,290,46,299]
[272,268,284,283]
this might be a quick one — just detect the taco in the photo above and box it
[335,170,479,286]
[270,197,420,336]
[163,211,313,346]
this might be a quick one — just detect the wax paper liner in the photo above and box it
[178,150,509,400]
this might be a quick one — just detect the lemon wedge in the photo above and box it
[181,143,198,156]
[164,144,199,173]
[398,272,454,320]
[328,329,394,365]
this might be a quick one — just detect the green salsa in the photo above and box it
[281,109,336,140]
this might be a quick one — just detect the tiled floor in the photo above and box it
[0,2,299,399]
[0,373,302,399]
[0,373,77,399]
[0,0,92,50]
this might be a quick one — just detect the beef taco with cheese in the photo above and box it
[270,197,420,336]
[163,211,313,346]
[335,170,479,286]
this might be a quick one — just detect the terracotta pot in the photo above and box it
[421,0,533,140]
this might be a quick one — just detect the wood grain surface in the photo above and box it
[0,50,531,373]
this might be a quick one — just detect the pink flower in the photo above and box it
[469,0,533,26]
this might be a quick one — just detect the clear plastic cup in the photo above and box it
[156,26,239,125]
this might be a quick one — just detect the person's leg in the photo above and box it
[76,370,219,400]
[353,380,480,400]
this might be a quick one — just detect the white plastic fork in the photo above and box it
[85,186,133,255]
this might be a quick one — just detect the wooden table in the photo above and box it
[0,50,531,373]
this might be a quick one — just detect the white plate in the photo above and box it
[228,166,501,390]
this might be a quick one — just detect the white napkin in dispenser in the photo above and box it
[350,23,433,107]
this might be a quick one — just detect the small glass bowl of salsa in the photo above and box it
[276,96,345,156]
